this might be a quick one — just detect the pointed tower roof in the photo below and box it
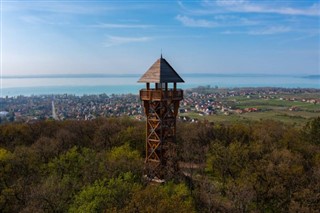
[138,57,184,83]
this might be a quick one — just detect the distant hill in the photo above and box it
[303,75,320,79]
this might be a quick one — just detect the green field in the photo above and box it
[233,99,319,111]
[182,94,320,126]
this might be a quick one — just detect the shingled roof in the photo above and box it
[138,57,184,83]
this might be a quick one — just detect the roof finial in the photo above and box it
[161,48,163,59]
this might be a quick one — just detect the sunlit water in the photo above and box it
[1,74,319,97]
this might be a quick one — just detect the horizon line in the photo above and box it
[2,73,319,79]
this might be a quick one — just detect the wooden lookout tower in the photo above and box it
[138,56,184,180]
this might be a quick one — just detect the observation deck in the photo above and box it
[140,89,183,101]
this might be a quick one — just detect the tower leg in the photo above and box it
[143,99,181,181]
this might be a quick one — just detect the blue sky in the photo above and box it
[1,0,319,76]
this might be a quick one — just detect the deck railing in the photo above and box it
[140,89,183,101]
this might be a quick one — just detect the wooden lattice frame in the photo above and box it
[143,98,180,179]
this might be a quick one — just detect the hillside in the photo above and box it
[0,117,319,212]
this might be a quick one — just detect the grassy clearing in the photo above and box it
[182,89,320,127]
[181,109,319,127]
[234,99,319,111]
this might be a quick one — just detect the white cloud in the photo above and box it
[177,1,318,35]
[185,1,320,16]
[91,23,153,29]
[215,1,320,16]
[216,0,248,7]
[104,35,152,47]
[214,15,258,26]
[176,14,258,28]
[176,15,217,27]
[221,30,242,35]
[20,15,68,25]
[222,26,291,35]
[275,4,320,16]
[20,16,48,25]
[248,26,291,35]
[4,1,152,15]
[4,2,115,15]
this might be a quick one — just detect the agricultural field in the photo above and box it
[181,88,320,126]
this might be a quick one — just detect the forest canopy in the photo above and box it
[0,117,319,212]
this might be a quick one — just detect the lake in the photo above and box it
[1,74,319,97]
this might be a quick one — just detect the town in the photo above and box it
[0,87,319,124]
